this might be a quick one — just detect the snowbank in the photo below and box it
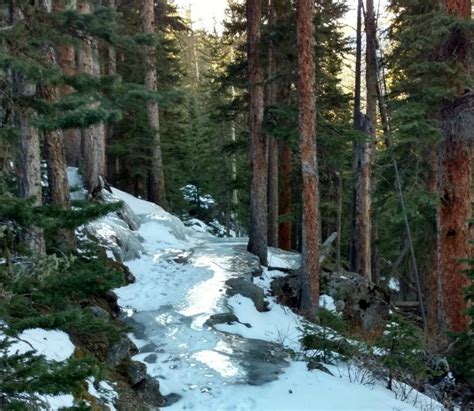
[268,247,301,270]
[6,328,75,362]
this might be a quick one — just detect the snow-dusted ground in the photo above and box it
[111,187,441,411]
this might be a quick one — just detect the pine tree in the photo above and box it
[9,4,46,255]
[78,0,107,193]
[144,0,168,209]
[247,0,268,266]
[297,0,320,320]
[436,0,472,333]
[266,0,279,248]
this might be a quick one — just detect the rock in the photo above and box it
[142,213,188,242]
[271,272,300,311]
[118,203,141,231]
[271,270,389,333]
[105,291,121,316]
[225,277,266,312]
[321,270,390,333]
[173,251,193,264]
[99,189,141,231]
[143,353,158,364]
[229,248,262,281]
[204,313,240,327]
[247,253,263,277]
[163,393,182,407]
[135,378,165,408]
[106,259,136,284]
[128,361,147,386]
[335,300,345,313]
[307,359,334,375]
[107,335,139,367]
[86,305,110,319]
[85,215,145,262]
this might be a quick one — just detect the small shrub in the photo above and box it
[0,328,96,410]
[301,308,354,363]
[376,316,433,392]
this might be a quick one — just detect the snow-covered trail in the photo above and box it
[109,188,435,410]
[117,237,293,404]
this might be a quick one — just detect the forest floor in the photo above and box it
[107,187,440,410]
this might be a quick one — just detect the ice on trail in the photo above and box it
[110,187,439,410]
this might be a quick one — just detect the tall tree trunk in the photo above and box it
[278,141,292,251]
[267,0,278,248]
[355,0,377,281]
[276,2,292,252]
[10,8,45,255]
[350,0,363,272]
[143,0,168,209]
[336,171,342,273]
[105,0,118,179]
[54,0,81,168]
[14,90,46,255]
[38,1,75,249]
[297,0,320,320]
[78,1,106,193]
[436,0,472,333]
[426,145,441,335]
[246,0,268,266]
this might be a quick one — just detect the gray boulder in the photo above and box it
[107,335,139,367]
[226,277,266,312]
[229,248,262,281]
[127,361,147,386]
[135,378,165,408]
[321,270,390,333]
[205,312,240,327]
[85,215,145,262]
[86,305,110,319]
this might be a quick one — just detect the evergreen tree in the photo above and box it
[298,0,320,320]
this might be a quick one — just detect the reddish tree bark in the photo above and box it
[53,1,82,168]
[247,0,268,266]
[436,0,472,333]
[267,0,279,248]
[10,6,45,255]
[297,0,320,320]
[278,142,292,251]
[78,1,106,192]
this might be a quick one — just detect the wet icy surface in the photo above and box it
[121,239,291,393]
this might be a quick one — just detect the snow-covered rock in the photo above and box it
[268,247,301,270]
[84,215,145,262]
